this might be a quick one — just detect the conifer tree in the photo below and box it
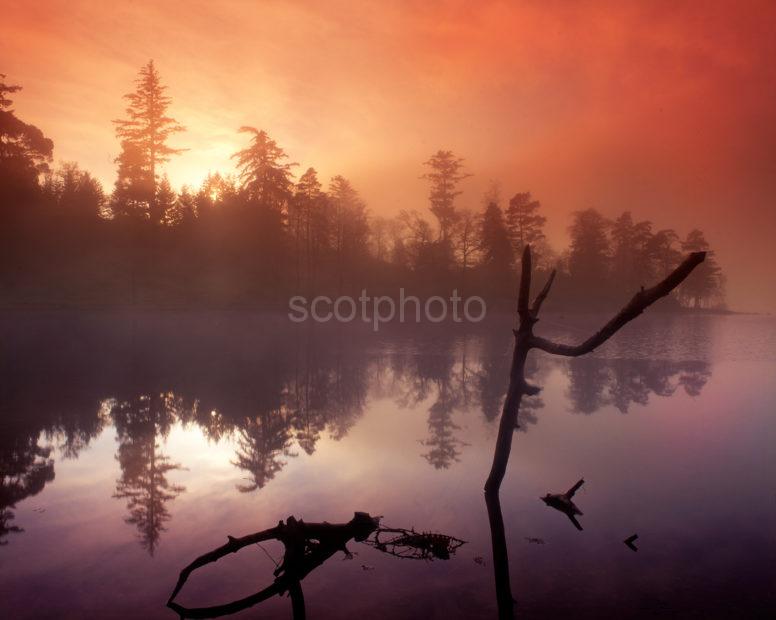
[421,150,471,243]
[113,60,185,223]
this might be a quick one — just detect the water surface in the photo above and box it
[1,312,774,618]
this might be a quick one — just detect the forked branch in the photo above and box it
[167,513,379,619]
[531,251,706,356]
[484,245,705,620]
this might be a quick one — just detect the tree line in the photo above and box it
[0,63,725,309]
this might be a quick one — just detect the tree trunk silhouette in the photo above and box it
[484,246,705,618]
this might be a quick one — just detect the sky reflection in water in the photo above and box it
[0,313,774,618]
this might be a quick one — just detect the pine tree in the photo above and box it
[329,175,369,290]
[610,211,653,289]
[568,208,611,296]
[479,202,513,271]
[679,229,724,308]
[110,140,153,219]
[43,162,104,219]
[290,167,328,289]
[453,209,479,279]
[154,175,176,225]
[647,229,681,278]
[165,185,196,227]
[505,192,546,257]
[0,74,53,207]
[113,60,185,223]
[421,150,471,243]
[231,127,296,211]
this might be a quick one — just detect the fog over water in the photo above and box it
[1,312,773,618]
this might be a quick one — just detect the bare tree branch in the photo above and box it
[530,269,556,317]
[483,245,706,619]
[167,513,379,619]
[167,526,280,606]
[517,245,532,320]
[531,251,706,357]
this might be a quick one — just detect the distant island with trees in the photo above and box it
[0,62,725,311]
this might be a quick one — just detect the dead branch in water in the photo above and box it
[365,526,466,561]
[167,512,379,619]
[484,246,705,619]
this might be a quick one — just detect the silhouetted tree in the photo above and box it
[370,215,392,263]
[505,192,546,258]
[399,209,436,275]
[679,229,724,308]
[232,127,296,211]
[568,208,611,301]
[42,161,104,219]
[646,229,681,280]
[155,174,176,224]
[0,74,53,210]
[421,150,471,246]
[165,185,196,226]
[194,172,228,214]
[453,209,479,284]
[110,140,153,218]
[479,201,513,291]
[610,211,653,290]
[290,167,329,291]
[112,60,185,223]
[329,175,369,291]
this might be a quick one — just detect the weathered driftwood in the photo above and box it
[167,512,379,619]
[484,246,705,619]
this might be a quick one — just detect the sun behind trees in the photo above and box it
[0,64,726,310]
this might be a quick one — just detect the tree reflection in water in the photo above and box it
[232,410,295,493]
[0,435,54,545]
[111,393,186,555]
[0,316,713,560]
[566,358,712,415]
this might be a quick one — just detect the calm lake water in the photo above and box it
[1,312,774,619]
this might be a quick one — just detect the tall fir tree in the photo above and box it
[231,127,296,211]
[567,208,611,300]
[329,175,369,290]
[679,229,724,308]
[479,202,513,273]
[0,74,53,209]
[112,60,185,222]
[505,192,546,258]
[421,150,471,244]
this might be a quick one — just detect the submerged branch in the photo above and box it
[167,512,379,619]
[365,526,466,561]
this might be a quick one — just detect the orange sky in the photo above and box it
[2,0,775,311]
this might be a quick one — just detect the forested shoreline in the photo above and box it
[1,63,725,311]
